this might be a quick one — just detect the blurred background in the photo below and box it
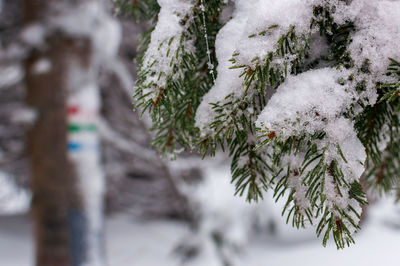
[1,0,400,266]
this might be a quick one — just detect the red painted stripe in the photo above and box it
[67,106,79,115]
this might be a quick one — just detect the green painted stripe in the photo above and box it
[68,123,97,133]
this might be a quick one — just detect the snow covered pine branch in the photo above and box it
[123,0,400,248]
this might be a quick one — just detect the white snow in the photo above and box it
[2,195,400,266]
[11,107,38,126]
[0,172,31,215]
[232,0,314,67]
[196,0,399,136]
[4,0,399,265]
[256,68,355,139]
[195,0,348,135]
[255,68,367,182]
[58,2,121,264]
[58,4,122,264]
[191,164,270,246]
[141,0,195,100]
[256,68,366,218]
[0,65,24,88]
[32,58,51,74]
[20,23,46,47]
[67,82,105,266]
[51,1,122,59]
[287,170,311,212]
[195,1,248,134]
[348,0,400,78]
[195,0,314,133]
[324,117,366,181]
[20,2,122,63]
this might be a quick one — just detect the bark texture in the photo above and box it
[24,1,102,265]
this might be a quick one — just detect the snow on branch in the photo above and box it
[133,0,400,248]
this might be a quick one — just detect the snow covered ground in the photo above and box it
[1,197,400,266]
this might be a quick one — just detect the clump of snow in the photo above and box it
[256,68,366,216]
[20,23,46,47]
[286,159,312,214]
[323,172,362,232]
[32,58,51,74]
[51,1,105,37]
[196,0,313,133]
[324,117,366,181]
[92,13,121,59]
[0,65,23,88]
[51,1,121,59]
[233,0,314,67]
[348,0,400,78]
[195,1,248,134]
[256,68,355,139]
[231,0,350,68]
[140,0,195,100]
[0,171,31,215]
[256,68,366,178]
[195,0,349,135]
[375,124,391,154]
[11,107,38,125]
[20,2,121,63]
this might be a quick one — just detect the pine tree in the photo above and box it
[116,0,400,249]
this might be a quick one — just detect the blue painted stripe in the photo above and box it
[68,141,99,152]
[68,142,83,151]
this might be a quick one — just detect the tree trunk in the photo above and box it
[24,1,106,266]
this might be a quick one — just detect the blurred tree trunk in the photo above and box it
[24,1,106,266]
